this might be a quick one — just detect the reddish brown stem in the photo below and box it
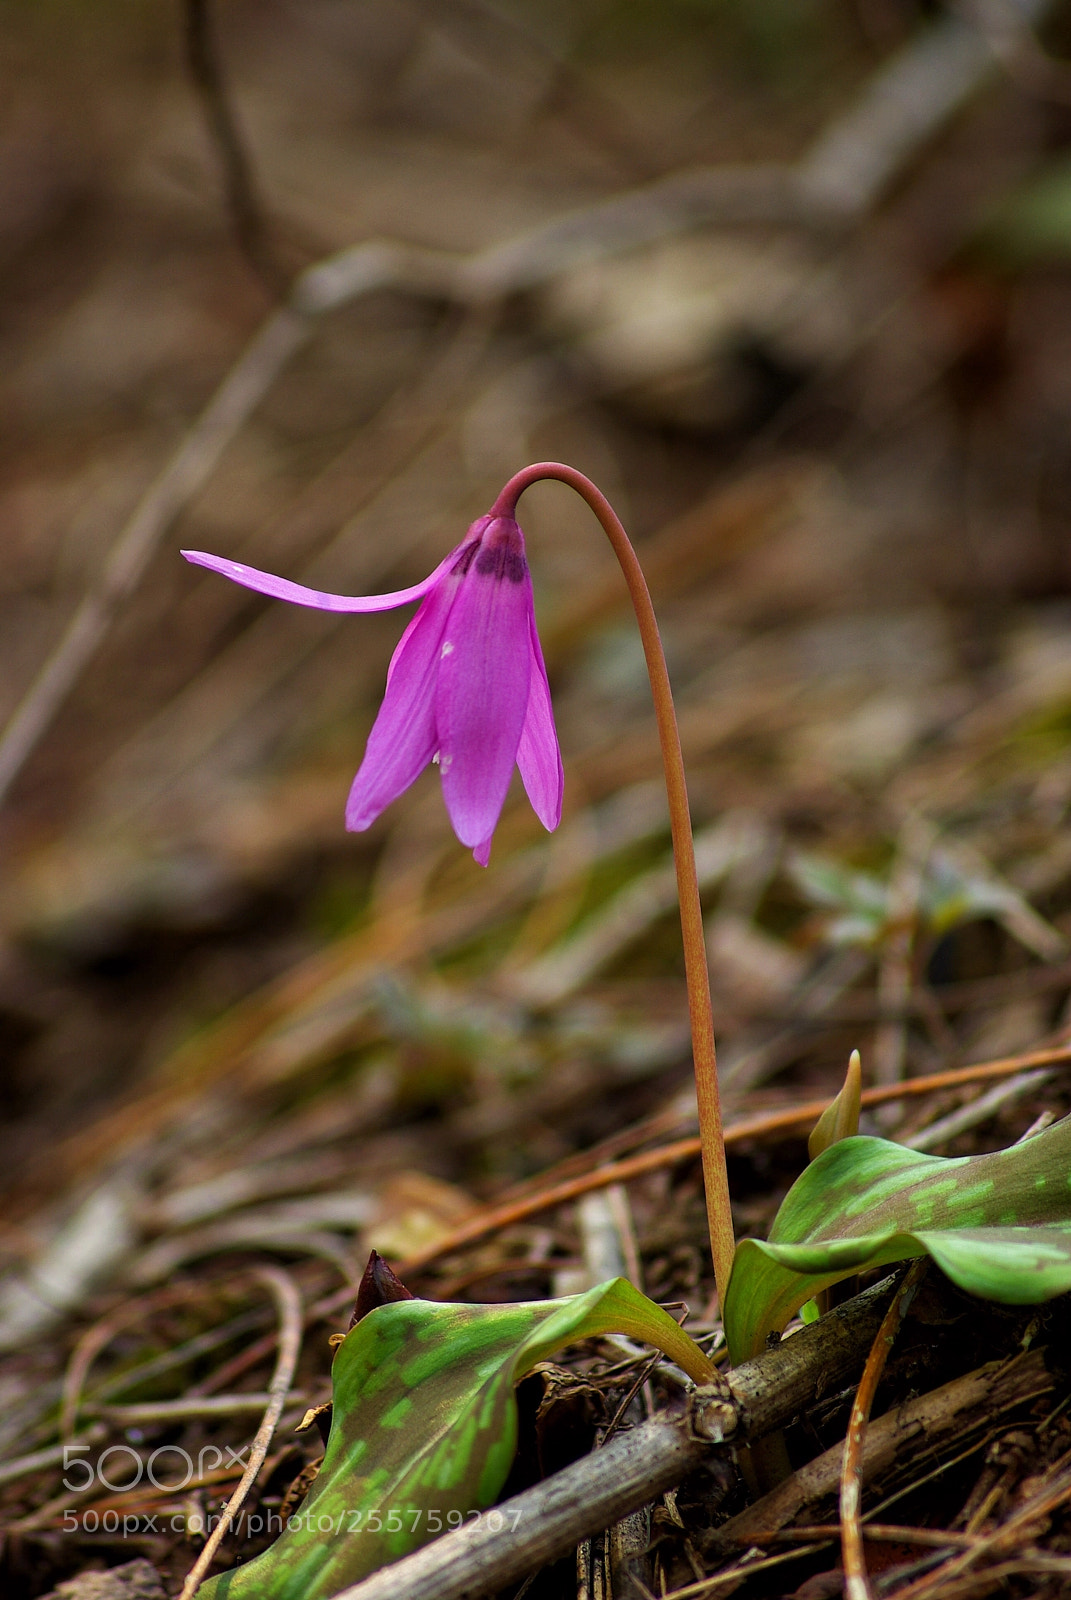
[491,462,736,1315]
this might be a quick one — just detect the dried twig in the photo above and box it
[716,1351,1052,1551]
[180,1266,303,1600]
[60,1281,208,1440]
[890,1445,1071,1600]
[841,1262,927,1600]
[184,0,285,293]
[93,1392,303,1425]
[747,1523,979,1549]
[905,1068,1055,1151]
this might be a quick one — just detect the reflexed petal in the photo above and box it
[436,560,533,848]
[182,547,462,613]
[345,576,458,831]
[516,613,563,832]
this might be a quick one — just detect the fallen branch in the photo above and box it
[714,1349,1052,1551]
[184,0,284,293]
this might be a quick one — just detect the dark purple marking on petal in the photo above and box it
[470,515,528,585]
[475,545,527,583]
[451,541,482,578]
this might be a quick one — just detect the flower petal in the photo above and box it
[181,547,462,613]
[472,836,493,868]
[383,535,486,690]
[516,612,563,832]
[436,542,533,849]
[345,576,457,832]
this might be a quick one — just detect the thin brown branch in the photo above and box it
[888,1446,1071,1600]
[16,1463,248,1532]
[60,1281,206,1440]
[179,1266,303,1600]
[747,1523,979,1549]
[0,304,307,810]
[841,1262,927,1600]
[488,1020,1071,1211]
[184,0,286,294]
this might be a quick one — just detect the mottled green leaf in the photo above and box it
[200,1278,712,1599]
[724,1115,1071,1362]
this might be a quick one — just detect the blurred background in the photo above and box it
[5,2,1071,1576]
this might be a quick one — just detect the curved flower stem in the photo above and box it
[491,462,736,1314]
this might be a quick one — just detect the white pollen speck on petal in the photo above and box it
[441,640,454,658]
[440,753,453,772]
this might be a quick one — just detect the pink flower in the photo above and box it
[182,514,563,865]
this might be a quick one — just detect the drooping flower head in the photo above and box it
[182,513,562,865]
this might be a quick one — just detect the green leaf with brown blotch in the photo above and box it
[724,1114,1071,1363]
[198,1277,713,1599]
